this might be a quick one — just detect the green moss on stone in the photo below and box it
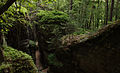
[0,46,37,73]
[36,10,69,24]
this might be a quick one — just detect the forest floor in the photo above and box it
[40,68,48,73]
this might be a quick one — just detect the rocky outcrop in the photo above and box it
[53,20,120,73]
[0,46,37,73]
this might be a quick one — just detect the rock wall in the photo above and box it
[53,20,120,73]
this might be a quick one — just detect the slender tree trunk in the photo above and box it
[110,0,114,21]
[0,48,4,65]
[105,0,109,25]
[0,33,4,65]
[115,0,119,20]
[2,33,7,46]
[70,0,73,10]
[57,0,60,10]
[0,35,12,73]
[35,48,43,72]
[0,32,2,46]
[33,24,43,72]
[96,0,100,28]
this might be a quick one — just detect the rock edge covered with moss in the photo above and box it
[54,20,120,73]
[0,46,37,73]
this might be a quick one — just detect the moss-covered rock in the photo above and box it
[36,10,69,24]
[53,20,120,73]
[0,46,37,73]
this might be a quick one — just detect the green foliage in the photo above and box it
[1,1,119,73]
[0,4,29,33]
[44,0,56,4]
[29,40,36,47]
[0,46,37,73]
[36,10,69,24]
[35,10,69,50]
[0,63,13,73]
[12,4,28,16]
[0,2,4,8]
[48,53,63,67]
[73,28,87,35]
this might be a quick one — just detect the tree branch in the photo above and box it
[0,0,17,15]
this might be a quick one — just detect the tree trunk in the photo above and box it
[95,0,100,28]
[105,0,109,25]
[2,33,7,46]
[0,33,4,65]
[35,49,43,72]
[70,0,73,10]
[0,0,16,15]
[0,48,4,65]
[57,0,60,10]
[110,0,114,21]
[0,32,2,46]
[33,24,43,72]
[115,0,119,20]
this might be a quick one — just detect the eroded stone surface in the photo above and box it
[52,20,120,73]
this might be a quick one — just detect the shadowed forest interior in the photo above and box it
[0,0,120,73]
